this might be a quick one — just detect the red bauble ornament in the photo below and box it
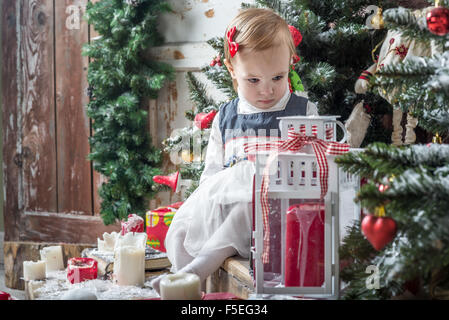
[194,110,217,130]
[361,214,397,251]
[210,55,222,67]
[426,6,449,36]
[288,25,303,47]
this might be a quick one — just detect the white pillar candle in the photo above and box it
[160,273,202,300]
[113,246,146,287]
[40,246,64,272]
[23,261,46,281]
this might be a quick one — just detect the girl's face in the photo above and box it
[225,44,290,110]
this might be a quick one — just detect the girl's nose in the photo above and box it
[259,81,274,96]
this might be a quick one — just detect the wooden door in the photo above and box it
[2,0,120,247]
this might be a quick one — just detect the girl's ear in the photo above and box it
[224,59,236,79]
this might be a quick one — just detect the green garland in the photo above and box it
[82,0,174,225]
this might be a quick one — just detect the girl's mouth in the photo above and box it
[259,99,274,104]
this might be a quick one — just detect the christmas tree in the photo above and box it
[82,0,175,225]
[337,0,449,299]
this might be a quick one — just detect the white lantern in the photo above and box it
[249,115,361,299]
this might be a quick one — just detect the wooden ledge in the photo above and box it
[207,256,254,299]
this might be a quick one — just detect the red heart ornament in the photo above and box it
[361,214,397,251]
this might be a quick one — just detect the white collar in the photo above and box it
[237,85,291,114]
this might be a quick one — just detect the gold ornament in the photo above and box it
[374,205,386,217]
[432,132,443,144]
[371,7,384,29]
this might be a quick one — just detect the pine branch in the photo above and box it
[383,6,449,45]
[185,72,216,117]
[420,108,449,134]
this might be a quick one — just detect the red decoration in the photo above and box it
[358,70,374,81]
[426,6,449,36]
[146,202,183,252]
[67,258,98,284]
[0,291,12,300]
[361,214,397,251]
[210,55,222,67]
[363,104,373,114]
[285,203,325,287]
[288,25,303,47]
[194,110,217,130]
[292,54,301,65]
[121,213,145,235]
[226,26,239,57]
[395,44,409,59]
[378,183,389,193]
[153,171,180,192]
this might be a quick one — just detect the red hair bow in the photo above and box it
[226,26,239,58]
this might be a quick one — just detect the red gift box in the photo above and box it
[67,258,98,284]
[121,213,145,235]
[285,202,325,287]
[146,202,183,252]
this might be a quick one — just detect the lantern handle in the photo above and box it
[336,120,348,143]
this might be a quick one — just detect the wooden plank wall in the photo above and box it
[1,0,122,247]
[20,0,57,214]
[13,0,93,216]
[2,0,22,241]
[55,0,92,215]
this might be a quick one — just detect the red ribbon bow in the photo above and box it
[243,128,349,263]
[227,26,239,58]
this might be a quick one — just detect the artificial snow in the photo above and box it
[31,270,160,300]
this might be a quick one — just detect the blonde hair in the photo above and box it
[224,8,296,89]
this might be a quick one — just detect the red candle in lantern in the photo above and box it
[67,258,98,284]
[285,203,325,287]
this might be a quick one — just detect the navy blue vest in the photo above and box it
[219,93,308,145]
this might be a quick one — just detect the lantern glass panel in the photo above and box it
[262,197,326,289]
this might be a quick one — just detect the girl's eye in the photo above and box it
[273,75,283,81]
[248,78,259,84]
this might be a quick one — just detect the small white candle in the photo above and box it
[113,246,145,287]
[40,246,64,272]
[160,273,202,300]
[97,231,119,252]
[23,261,46,281]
